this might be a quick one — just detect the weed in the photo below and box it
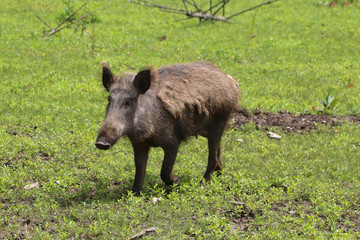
[60,0,101,34]
[320,90,339,113]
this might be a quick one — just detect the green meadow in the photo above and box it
[1,0,359,238]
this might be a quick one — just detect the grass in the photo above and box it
[1,0,359,239]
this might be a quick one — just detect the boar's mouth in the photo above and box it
[95,139,112,150]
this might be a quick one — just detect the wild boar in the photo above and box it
[95,61,239,194]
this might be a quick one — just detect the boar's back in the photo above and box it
[156,62,239,118]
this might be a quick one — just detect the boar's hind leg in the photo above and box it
[204,117,227,182]
[132,144,150,194]
[161,144,180,186]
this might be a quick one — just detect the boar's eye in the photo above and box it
[123,98,132,108]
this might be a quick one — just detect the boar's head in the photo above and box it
[95,65,151,150]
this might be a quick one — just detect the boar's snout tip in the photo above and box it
[95,141,111,150]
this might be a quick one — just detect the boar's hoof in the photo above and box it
[95,141,111,150]
[161,174,180,186]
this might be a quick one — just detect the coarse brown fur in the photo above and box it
[95,61,239,194]
[157,62,239,119]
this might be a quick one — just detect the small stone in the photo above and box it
[152,197,163,204]
[267,132,281,140]
[24,182,39,190]
[236,139,244,143]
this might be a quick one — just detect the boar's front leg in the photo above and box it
[214,145,222,173]
[132,144,150,194]
[160,144,180,186]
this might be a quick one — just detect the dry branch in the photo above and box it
[129,0,279,24]
[227,0,279,20]
[210,0,230,16]
[186,12,228,22]
[129,0,186,13]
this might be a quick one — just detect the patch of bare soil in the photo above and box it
[220,201,256,232]
[232,108,359,133]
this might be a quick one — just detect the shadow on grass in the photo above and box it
[55,173,187,207]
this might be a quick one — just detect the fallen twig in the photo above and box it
[129,227,159,239]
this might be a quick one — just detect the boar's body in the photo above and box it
[96,62,239,194]
[131,62,238,142]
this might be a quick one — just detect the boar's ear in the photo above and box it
[133,69,151,94]
[102,65,115,91]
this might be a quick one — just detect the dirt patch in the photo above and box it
[220,201,256,232]
[232,108,359,133]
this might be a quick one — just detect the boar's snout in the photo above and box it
[95,139,111,150]
[95,119,125,150]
